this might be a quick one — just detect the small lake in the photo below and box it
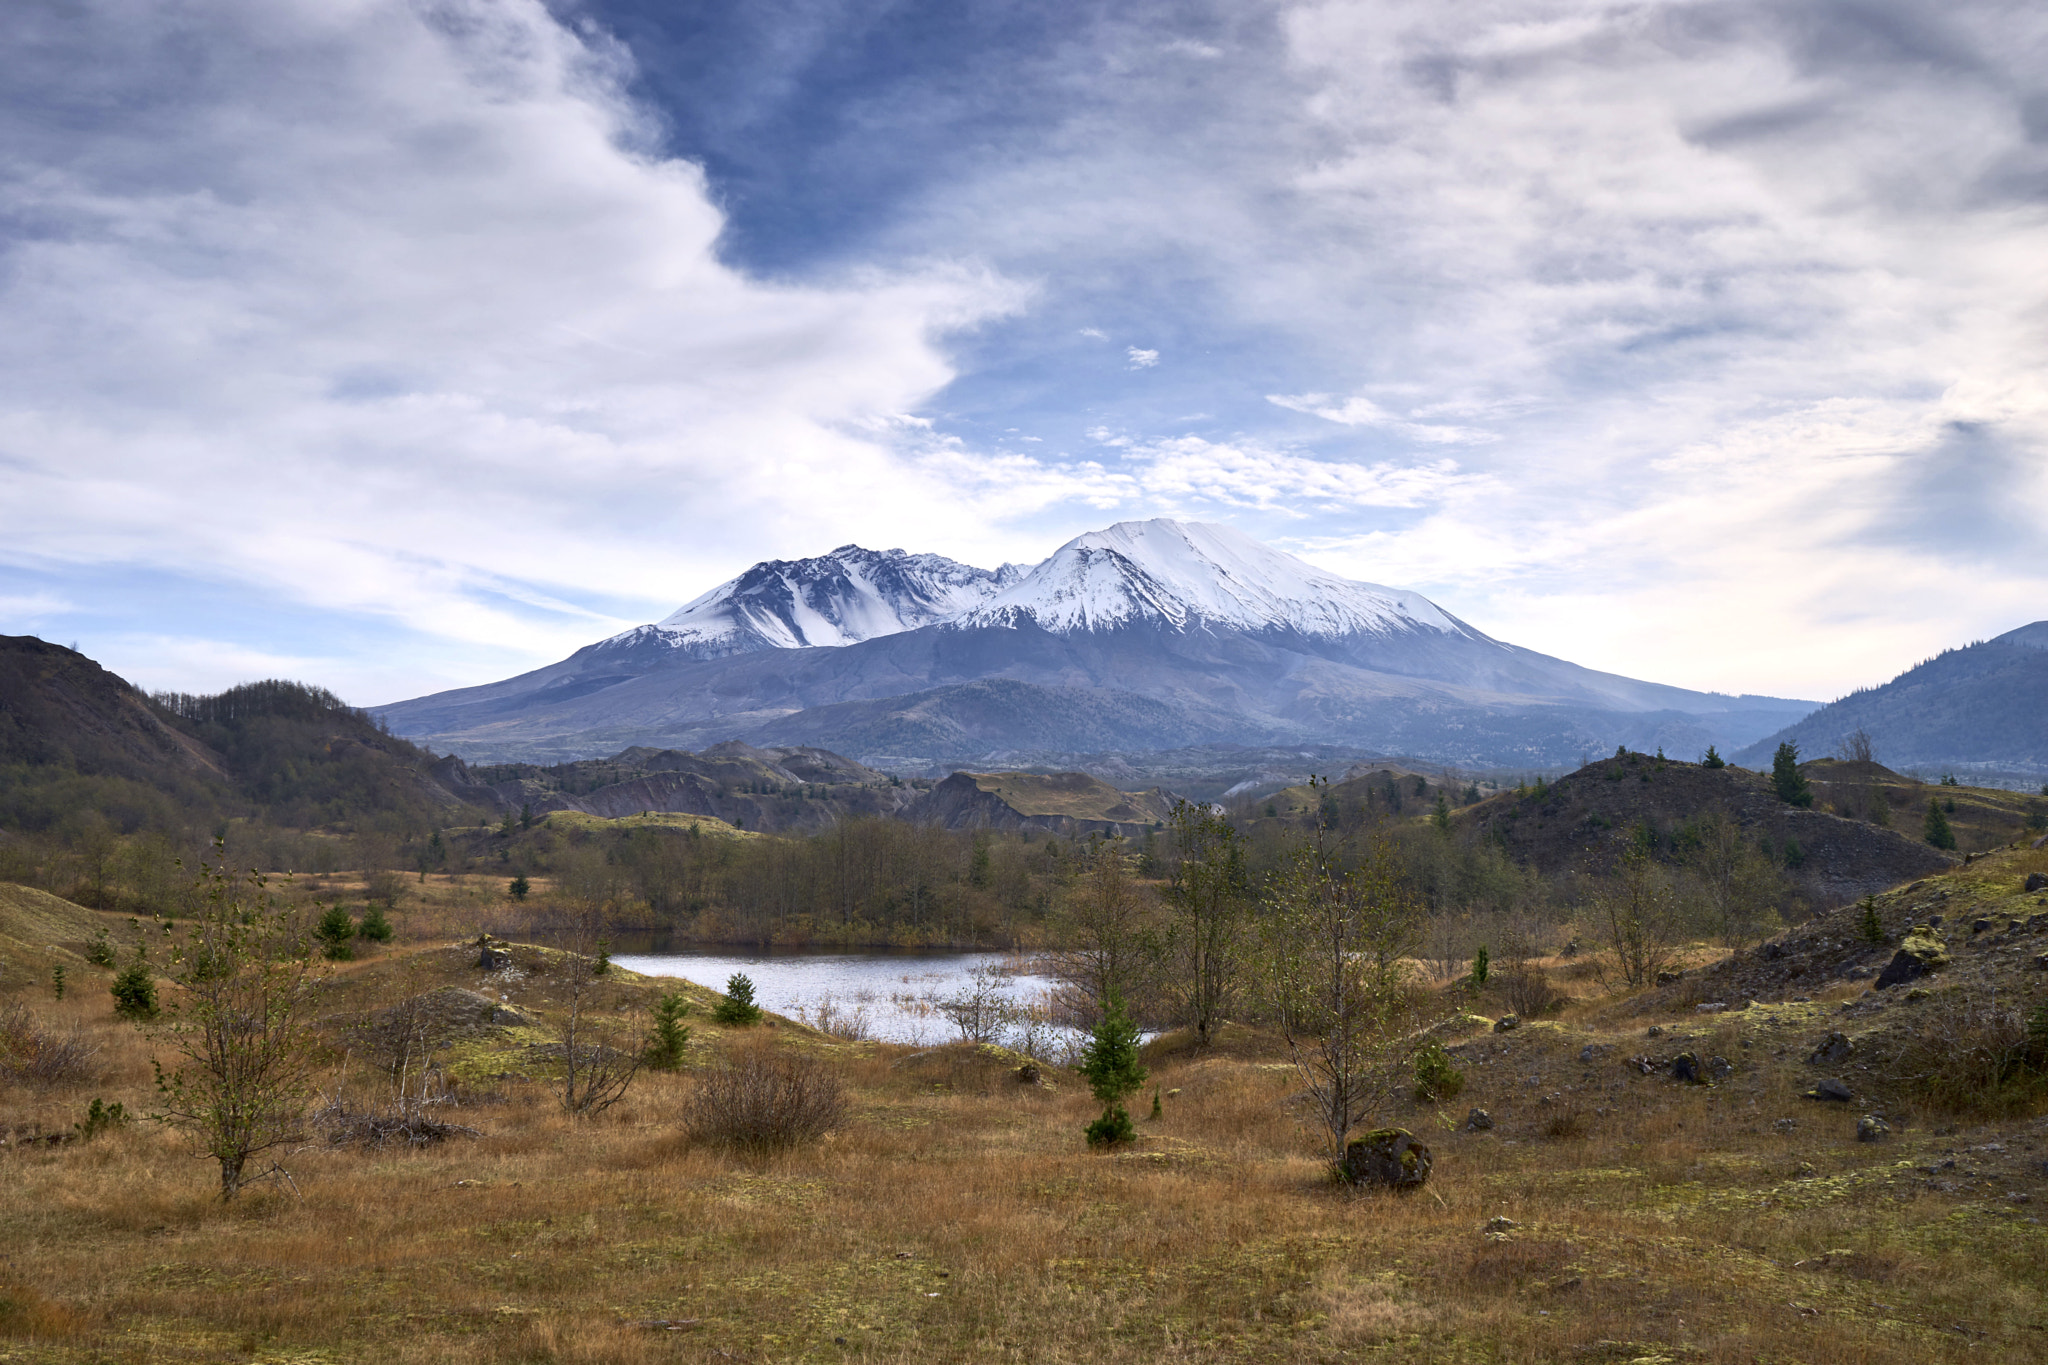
[611,949,1073,1050]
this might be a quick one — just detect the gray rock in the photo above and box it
[1857,1114,1891,1142]
[1696,1002,1727,1013]
[1808,1031,1855,1064]
[1483,1215,1519,1233]
[1773,1117,1798,1134]
[1972,918,1993,934]
[1806,1077,1854,1102]
[1493,1015,1520,1033]
[1465,1108,1494,1131]
[1671,1052,1706,1084]
[1340,1128,1433,1191]
[2025,872,2047,893]
[1705,1055,1734,1082]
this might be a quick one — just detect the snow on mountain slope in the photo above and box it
[599,547,1022,660]
[961,520,1475,640]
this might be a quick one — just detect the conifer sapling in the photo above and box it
[1080,993,1147,1147]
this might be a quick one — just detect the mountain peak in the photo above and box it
[963,517,1471,640]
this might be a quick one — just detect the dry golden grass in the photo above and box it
[1,922,2045,1364]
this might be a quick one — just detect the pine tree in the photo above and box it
[1701,745,1725,769]
[314,905,357,960]
[1923,798,1957,850]
[714,972,763,1026]
[1770,743,1813,807]
[645,992,693,1070]
[1080,993,1147,1147]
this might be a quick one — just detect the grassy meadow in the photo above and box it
[4,856,2047,1365]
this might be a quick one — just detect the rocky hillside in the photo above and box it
[903,770,1177,836]
[443,741,922,834]
[1463,749,1956,905]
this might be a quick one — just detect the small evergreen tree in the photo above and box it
[112,948,157,1019]
[1430,794,1452,834]
[1470,944,1490,988]
[358,904,394,943]
[1858,895,1886,945]
[1701,745,1725,769]
[508,874,530,901]
[52,964,66,1000]
[1412,1040,1465,1102]
[645,992,693,1070]
[86,927,115,967]
[714,972,763,1026]
[314,905,357,961]
[1080,992,1147,1147]
[1770,743,1813,807]
[1924,798,1957,850]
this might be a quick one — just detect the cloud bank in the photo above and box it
[3,0,2044,705]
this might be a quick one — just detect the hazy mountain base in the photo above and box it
[379,614,1813,771]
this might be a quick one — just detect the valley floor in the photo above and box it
[4,858,2048,1363]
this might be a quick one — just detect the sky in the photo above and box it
[2,0,2044,707]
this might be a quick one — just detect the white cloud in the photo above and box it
[0,0,1021,677]
[1126,347,1160,369]
[1267,392,1502,445]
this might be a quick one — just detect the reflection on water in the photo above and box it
[610,949,1075,1051]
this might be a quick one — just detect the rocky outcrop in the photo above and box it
[903,770,1176,836]
[1340,1129,1433,1190]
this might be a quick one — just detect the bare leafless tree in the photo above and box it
[553,899,642,1116]
[1262,785,1423,1161]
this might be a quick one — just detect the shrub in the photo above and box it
[314,905,357,960]
[508,875,530,901]
[714,973,763,1026]
[110,953,157,1020]
[1499,961,1566,1018]
[84,927,115,968]
[645,992,693,1070]
[1895,988,2046,1117]
[0,1004,100,1087]
[685,1049,847,1154]
[1412,1040,1465,1102]
[75,1098,129,1140]
[357,904,394,943]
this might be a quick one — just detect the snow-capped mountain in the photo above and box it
[961,520,1471,640]
[377,518,1819,767]
[596,546,1024,660]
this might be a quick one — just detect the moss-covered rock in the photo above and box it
[1340,1128,1432,1191]
[1875,926,1949,989]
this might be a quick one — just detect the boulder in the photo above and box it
[1705,1055,1734,1082]
[1671,1052,1707,1084]
[1874,927,1949,990]
[2025,872,2047,893]
[1493,1015,1520,1033]
[1014,1063,1041,1085]
[1464,1108,1494,1132]
[1805,1077,1854,1102]
[1857,1114,1891,1143]
[1340,1128,1433,1191]
[1808,1031,1855,1065]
